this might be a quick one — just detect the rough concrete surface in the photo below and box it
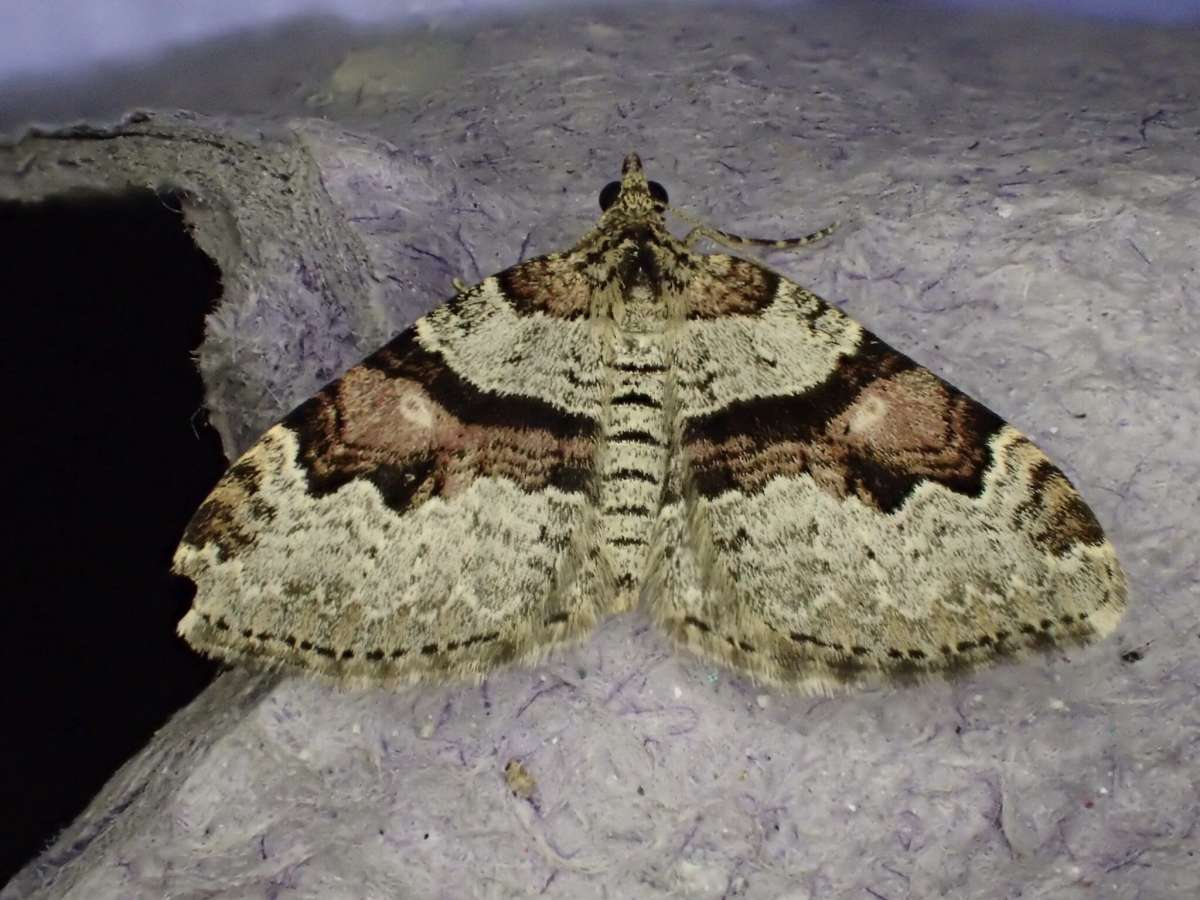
[1,2,1197,898]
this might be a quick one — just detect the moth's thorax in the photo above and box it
[612,284,665,332]
[599,203,667,230]
[581,224,690,332]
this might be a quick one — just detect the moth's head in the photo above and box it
[598,152,669,225]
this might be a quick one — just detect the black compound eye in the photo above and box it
[648,181,669,206]
[598,181,621,211]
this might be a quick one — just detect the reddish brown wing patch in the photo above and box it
[684,337,1004,512]
[498,255,592,318]
[685,255,779,318]
[281,328,597,511]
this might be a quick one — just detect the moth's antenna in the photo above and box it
[668,204,839,251]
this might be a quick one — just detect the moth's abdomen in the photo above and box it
[597,336,671,602]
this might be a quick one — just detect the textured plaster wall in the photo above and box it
[2,0,1197,81]
[1,2,1197,898]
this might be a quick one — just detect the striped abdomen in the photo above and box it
[597,334,671,600]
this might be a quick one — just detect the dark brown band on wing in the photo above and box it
[282,328,597,509]
[1012,455,1106,552]
[683,336,1005,512]
[180,458,271,556]
[362,329,594,437]
[685,256,779,319]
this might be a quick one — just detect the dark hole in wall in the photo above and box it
[0,187,226,884]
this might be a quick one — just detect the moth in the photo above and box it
[173,153,1127,693]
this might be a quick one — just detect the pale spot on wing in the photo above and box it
[397,392,434,431]
[846,395,888,435]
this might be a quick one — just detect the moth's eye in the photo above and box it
[648,181,669,206]
[598,181,621,211]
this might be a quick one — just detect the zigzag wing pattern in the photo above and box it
[174,259,615,684]
[645,257,1126,691]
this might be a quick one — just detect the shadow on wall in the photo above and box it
[0,189,226,885]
